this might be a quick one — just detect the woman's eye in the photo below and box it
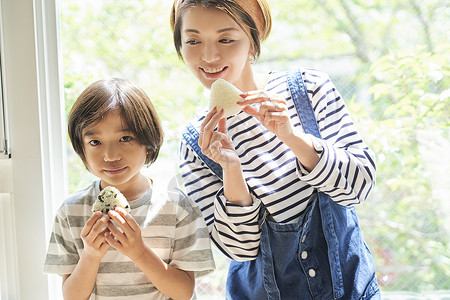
[185,39,199,45]
[120,136,132,142]
[219,39,234,44]
[89,140,101,146]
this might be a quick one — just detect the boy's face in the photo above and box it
[82,110,147,191]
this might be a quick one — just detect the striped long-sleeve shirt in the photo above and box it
[178,69,376,261]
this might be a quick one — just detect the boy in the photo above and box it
[44,78,215,299]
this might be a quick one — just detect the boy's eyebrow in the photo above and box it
[82,128,132,138]
[82,130,96,137]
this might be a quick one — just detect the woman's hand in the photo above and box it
[238,90,293,141]
[198,106,241,170]
[80,212,110,260]
[106,207,147,261]
[239,90,319,171]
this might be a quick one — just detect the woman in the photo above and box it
[170,1,380,299]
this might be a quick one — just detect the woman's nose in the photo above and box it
[202,43,220,63]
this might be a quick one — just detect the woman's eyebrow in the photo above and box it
[183,27,239,34]
[184,29,200,34]
[217,27,239,33]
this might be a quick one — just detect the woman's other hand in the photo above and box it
[238,90,293,141]
[198,107,241,170]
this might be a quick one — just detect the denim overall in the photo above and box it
[182,69,380,299]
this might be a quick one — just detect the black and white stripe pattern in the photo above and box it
[179,69,376,261]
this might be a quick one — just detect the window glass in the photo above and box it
[0,59,9,158]
[60,0,450,298]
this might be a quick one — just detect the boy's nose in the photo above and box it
[103,146,121,162]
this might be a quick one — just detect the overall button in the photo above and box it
[301,251,308,260]
[308,269,316,278]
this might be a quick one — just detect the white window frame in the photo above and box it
[0,0,66,299]
[0,0,8,159]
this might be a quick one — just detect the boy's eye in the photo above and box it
[89,140,101,146]
[120,136,132,142]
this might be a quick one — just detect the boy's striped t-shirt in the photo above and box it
[44,179,215,300]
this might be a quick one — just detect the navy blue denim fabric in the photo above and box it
[225,192,380,300]
[182,69,381,299]
[226,200,333,300]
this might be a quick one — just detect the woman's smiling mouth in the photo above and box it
[200,66,228,78]
[199,67,228,79]
[201,66,226,74]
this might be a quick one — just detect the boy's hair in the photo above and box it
[68,78,164,167]
[170,0,272,60]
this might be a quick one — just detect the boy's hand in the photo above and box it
[80,212,110,260]
[106,207,147,261]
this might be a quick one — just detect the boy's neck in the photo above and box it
[100,175,152,201]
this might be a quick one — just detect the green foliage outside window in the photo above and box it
[60,0,449,296]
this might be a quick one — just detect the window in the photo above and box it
[0,15,8,159]
[58,0,449,298]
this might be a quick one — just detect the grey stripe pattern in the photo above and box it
[44,179,215,299]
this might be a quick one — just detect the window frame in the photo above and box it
[0,0,8,159]
[0,0,66,299]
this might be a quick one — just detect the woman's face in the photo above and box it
[180,6,255,91]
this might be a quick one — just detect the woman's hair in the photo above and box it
[68,78,164,167]
[170,0,272,60]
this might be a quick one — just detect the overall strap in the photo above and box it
[286,69,345,299]
[286,69,321,138]
[182,122,223,180]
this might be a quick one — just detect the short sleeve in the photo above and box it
[44,209,80,275]
[169,195,215,277]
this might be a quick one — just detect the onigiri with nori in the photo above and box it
[92,186,131,214]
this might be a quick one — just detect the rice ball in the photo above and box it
[92,186,131,214]
[209,79,243,118]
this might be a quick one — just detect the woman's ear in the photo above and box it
[248,46,257,63]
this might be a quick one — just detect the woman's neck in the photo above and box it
[237,69,268,92]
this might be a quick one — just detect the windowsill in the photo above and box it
[0,159,11,193]
[0,153,11,159]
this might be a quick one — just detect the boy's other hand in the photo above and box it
[80,211,110,260]
[106,207,147,262]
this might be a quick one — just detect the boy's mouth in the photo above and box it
[104,167,127,175]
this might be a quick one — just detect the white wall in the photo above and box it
[0,0,65,299]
